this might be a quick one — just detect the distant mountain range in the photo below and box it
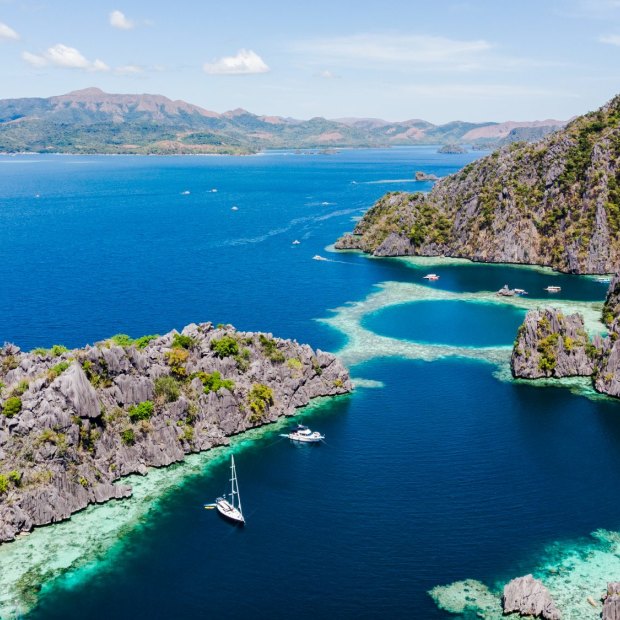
[0,87,566,155]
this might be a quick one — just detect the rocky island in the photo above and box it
[437,144,467,154]
[336,94,620,275]
[0,323,351,542]
[510,273,620,397]
[414,170,440,182]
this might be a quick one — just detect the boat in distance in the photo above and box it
[423,273,440,280]
[205,454,245,525]
[545,285,561,293]
[313,255,328,261]
[282,424,325,443]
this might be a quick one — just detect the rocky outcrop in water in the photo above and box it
[604,582,620,620]
[336,94,620,275]
[414,171,440,182]
[511,309,600,379]
[508,273,620,399]
[502,575,561,620]
[0,323,351,542]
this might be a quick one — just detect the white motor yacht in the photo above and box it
[284,424,325,443]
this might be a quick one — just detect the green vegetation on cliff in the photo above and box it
[337,95,620,274]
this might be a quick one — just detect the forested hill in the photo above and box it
[0,87,564,154]
[336,94,620,275]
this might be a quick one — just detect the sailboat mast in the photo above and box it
[230,455,242,514]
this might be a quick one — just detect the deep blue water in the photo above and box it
[362,300,526,347]
[0,148,617,619]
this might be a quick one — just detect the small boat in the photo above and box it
[497,284,515,297]
[313,255,328,261]
[594,276,612,283]
[423,273,440,281]
[514,288,528,295]
[207,455,245,525]
[231,206,239,211]
[292,240,301,245]
[211,188,218,193]
[545,286,561,293]
[284,424,325,443]
[181,190,191,195]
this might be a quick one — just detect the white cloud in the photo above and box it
[295,34,492,70]
[317,69,339,79]
[399,83,577,99]
[0,21,19,40]
[116,64,143,75]
[293,33,562,73]
[22,44,110,71]
[600,34,620,45]
[22,51,47,67]
[45,43,90,68]
[109,9,134,30]
[203,49,270,75]
[91,59,110,72]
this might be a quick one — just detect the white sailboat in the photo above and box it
[212,455,245,525]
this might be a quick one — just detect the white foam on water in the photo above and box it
[351,377,385,389]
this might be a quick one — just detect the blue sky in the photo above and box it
[0,0,619,122]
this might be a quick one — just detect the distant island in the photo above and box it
[0,322,351,542]
[0,87,566,155]
[437,144,468,154]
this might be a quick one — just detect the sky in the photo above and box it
[0,0,619,123]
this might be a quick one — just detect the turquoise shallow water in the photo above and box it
[361,300,526,347]
[0,148,616,619]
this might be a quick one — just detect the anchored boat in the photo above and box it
[206,455,245,525]
[283,424,325,444]
[545,286,561,293]
[423,273,440,281]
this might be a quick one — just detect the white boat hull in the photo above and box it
[216,498,245,524]
[287,432,324,443]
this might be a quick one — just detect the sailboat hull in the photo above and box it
[215,498,245,525]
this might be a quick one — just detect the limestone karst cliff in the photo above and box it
[337,94,620,274]
[0,322,351,542]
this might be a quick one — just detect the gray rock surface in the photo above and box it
[511,309,599,379]
[502,575,561,620]
[603,582,620,620]
[335,95,620,275]
[0,323,351,542]
[414,171,440,181]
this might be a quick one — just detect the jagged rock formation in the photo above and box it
[594,275,620,395]
[414,171,440,182]
[336,94,620,274]
[511,309,600,378]
[603,582,620,620]
[502,575,561,620]
[509,274,620,398]
[0,323,351,542]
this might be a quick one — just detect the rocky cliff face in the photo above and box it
[509,273,620,398]
[336,94,620,275]
[502,575,561,620]
[604,583,620,620]
[511,309,600,379]
[0,323,351,542]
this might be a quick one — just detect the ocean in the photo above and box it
[0,147,616,619]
